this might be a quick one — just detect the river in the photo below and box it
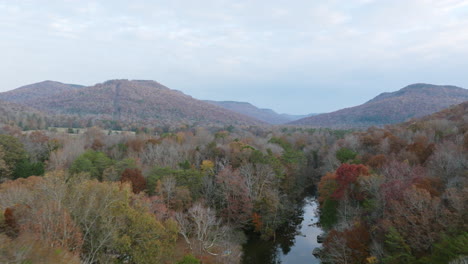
[242,192,322,264]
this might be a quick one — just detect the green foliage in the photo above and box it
[417,232,468,264]
[114,158,137,175]
[0,135,27,179]
[147,167,204,198]
[319,199,339,230]
[116,205,178,264]
[249,149,268,164]
[69,150,113,180]
[383,227,416,264]
[336,147,358,163]
[268,137,305,167]
[177,254,202,264]
[179,160,191,170]
[12,159,44,179]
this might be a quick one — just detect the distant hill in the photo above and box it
[1,80,264,127]
[0,80,84,103]
[290,83,468,128]
[204,100,315,124]
[0,99,48,128]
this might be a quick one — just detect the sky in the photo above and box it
[1,0,468,114]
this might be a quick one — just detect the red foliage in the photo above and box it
[380,160,426,202]
[331,164,369,200]
[4,207,19,237]
[121,168,147,193]
[29,131,49,143]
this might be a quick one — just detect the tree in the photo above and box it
[382,227,415,264]
[336,147,358,163]
[20,201,83,255]
[160,175,177,208]
[0,134,28,179]
[69,150,113,180]
[384,186,449,254]
[216,166,253,227]
[115,199,178,264]
[0,146,10,180]
[120,168,146,193]
[0,234,81,264]
[323,222,371,264]
[175,203,231,256]
[332,163,369,200]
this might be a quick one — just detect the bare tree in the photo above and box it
[161,175,177,208]
[175,203,231,256]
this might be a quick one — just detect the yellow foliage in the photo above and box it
[201,160,214,173]
[366,256,378,263]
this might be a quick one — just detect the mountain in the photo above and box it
[204,100,316,124]
[0,80,84,103]
[1,80,264,127]
[290,83,468,128]
[405,100,468,126]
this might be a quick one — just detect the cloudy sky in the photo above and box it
[1,0,468,114]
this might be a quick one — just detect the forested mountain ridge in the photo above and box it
[0,80,265,127]
[0,80,84,103]
[291,83,468,128]
[204,100,314,124]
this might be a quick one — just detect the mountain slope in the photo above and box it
[9,80,264,126]
[0,80,84,103]
[291,83,468,128]
[204,100,316,124]
[204,100,288,124]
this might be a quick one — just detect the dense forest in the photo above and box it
[316,102,468,263]
[0,118,347,263]
[0,101,466,264]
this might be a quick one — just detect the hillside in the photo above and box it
[205,100,286,124]
[316,100,468,264]
[204,100,315,124]
[0,80,84,103]
[6,80,264,127]
[290,83,468,128]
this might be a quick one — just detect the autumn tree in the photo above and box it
[176,203,231,256]
[120,168,146,193]
[216,166,253,227]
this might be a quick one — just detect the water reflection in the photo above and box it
[242,196,322,264]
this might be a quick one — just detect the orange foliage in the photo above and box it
[22,202,83,255]
[317,172,338,204]
[366,154,387,168]
[91,139,104,151]
[324,222,371,263]
[252,213,263,232]
[412,177,443,197]
[126,138,146,152]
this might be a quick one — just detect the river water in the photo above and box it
[242,194,322,264]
